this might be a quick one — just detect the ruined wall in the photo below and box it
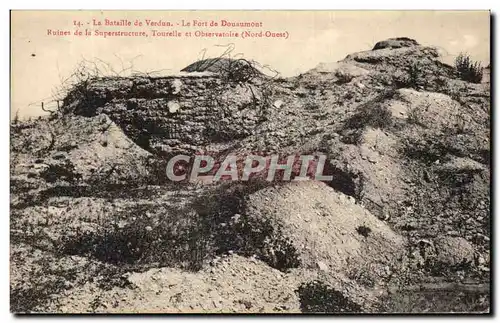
[62,75,269,156]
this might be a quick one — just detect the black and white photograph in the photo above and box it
[9,9,492,314]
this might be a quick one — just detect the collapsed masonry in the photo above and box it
[61,70,270,157]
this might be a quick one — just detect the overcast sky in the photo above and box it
[11,10,490,118]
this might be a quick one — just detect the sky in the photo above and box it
[11,10,490,118]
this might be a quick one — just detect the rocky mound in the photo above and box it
[11,113,152,206]
[43,254,304,313]
[245,181,404,275]
[10,38,491,313]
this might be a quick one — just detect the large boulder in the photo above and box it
[244,181,405,285]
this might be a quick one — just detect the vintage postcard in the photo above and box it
[10,10,491,314]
